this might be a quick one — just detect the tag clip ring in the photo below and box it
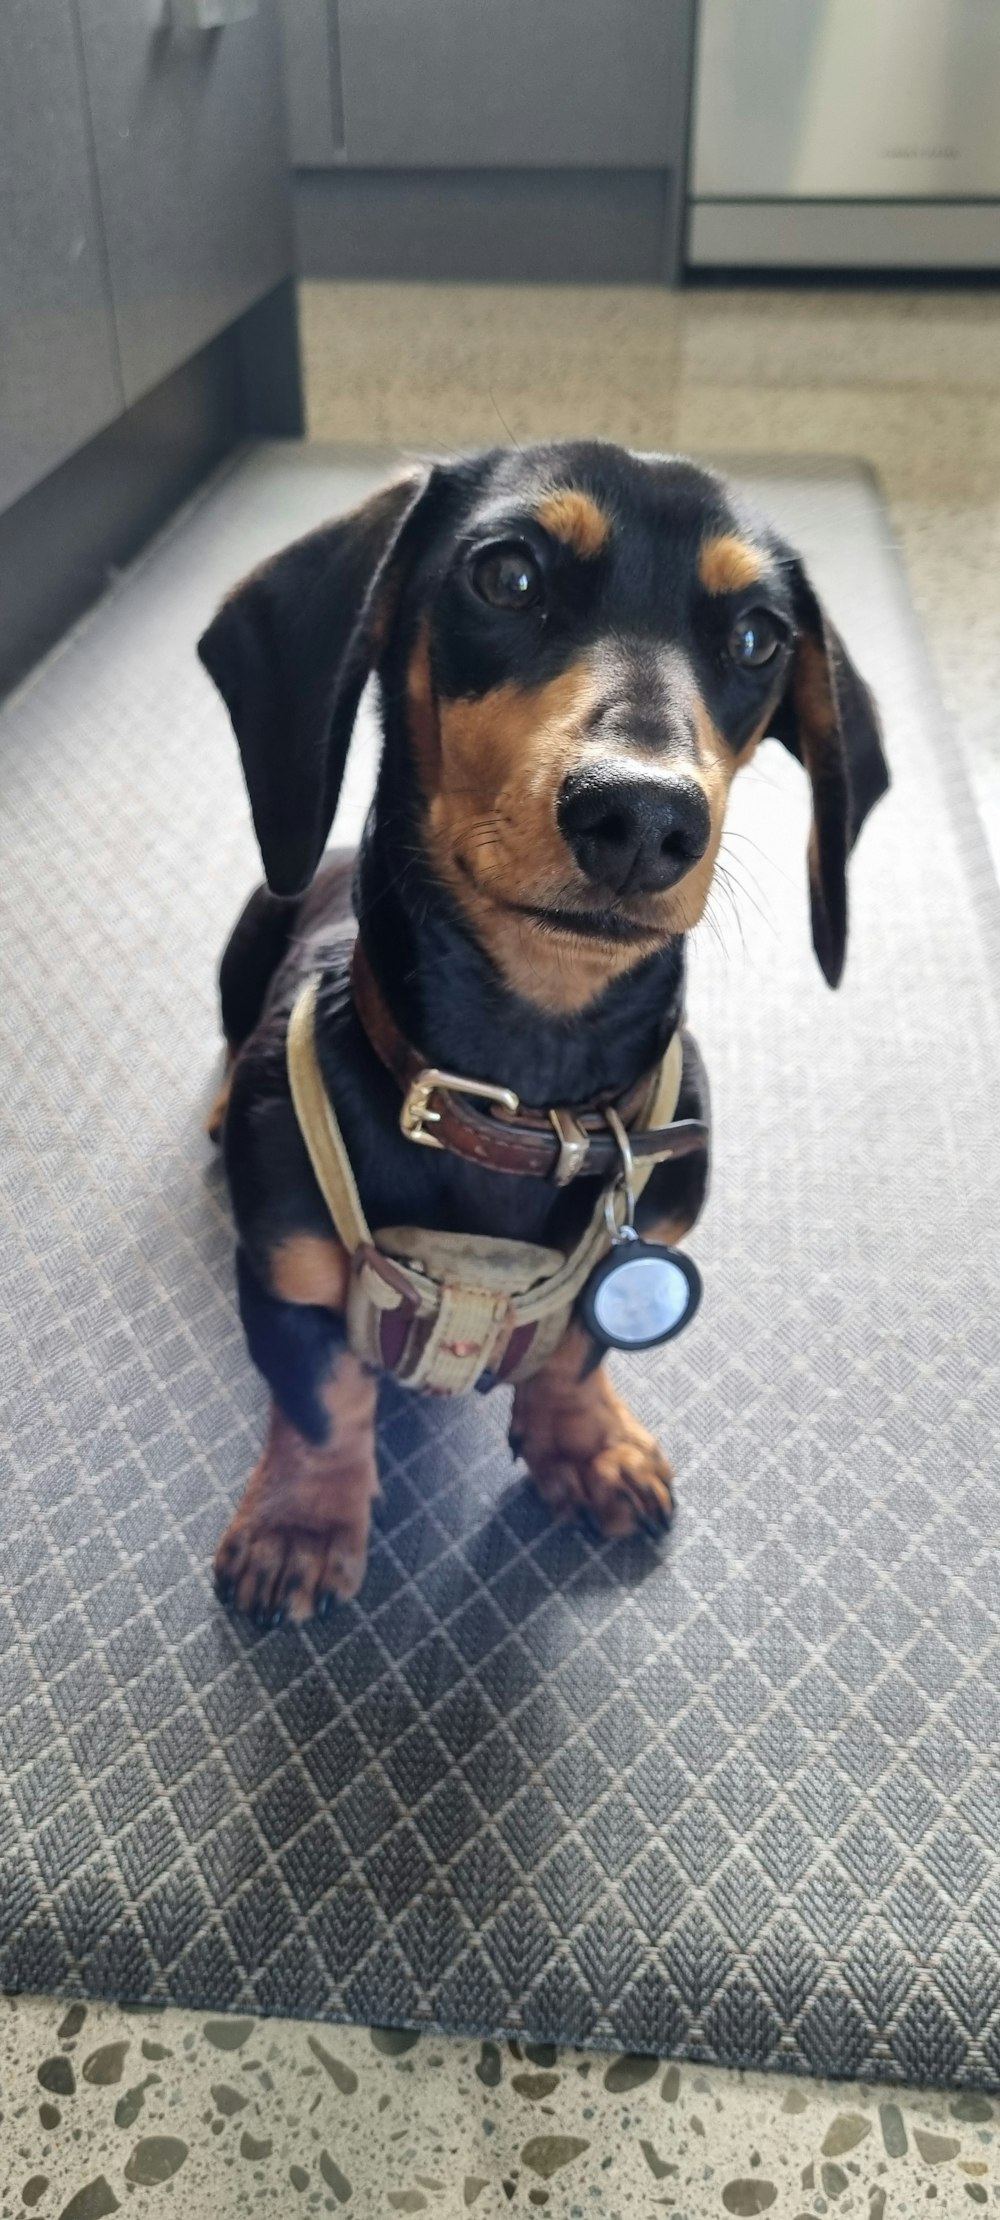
[603,1105,638,1240]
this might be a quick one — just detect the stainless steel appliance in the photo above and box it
[688,0,1000,269]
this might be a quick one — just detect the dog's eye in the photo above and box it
[729,609,782,669]
[471,543,543,612]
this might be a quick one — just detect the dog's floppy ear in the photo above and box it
[198,470,436,897]
[768,559,889,988]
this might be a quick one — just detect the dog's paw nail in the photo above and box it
[508,1431,523,1463]
[316,1591,334,1620]
[214,1572,236,1606]
[268,1606,286,1630]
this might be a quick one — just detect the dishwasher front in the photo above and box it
[688,0,1000,270]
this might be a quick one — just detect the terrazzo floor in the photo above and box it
[4,281,1000,2215]
[4,1989,997,2220]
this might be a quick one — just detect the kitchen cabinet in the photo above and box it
[1,0,297,701]
[76,0,291,406]
[0,0,122,512]
[282,0,691,172]
[339,0,686,168]
[277,0,344,166]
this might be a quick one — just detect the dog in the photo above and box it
[198,441,888,1627]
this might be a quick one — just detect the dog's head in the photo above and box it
[200,443,888,1010]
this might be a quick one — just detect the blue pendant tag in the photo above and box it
[581,1227,702,1352]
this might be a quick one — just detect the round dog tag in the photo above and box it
[581,1230,702,1352]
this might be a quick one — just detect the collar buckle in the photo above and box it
[548,1107,591,1185]
[401,1066,521,1149]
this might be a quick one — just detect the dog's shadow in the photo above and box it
[365,1383,673,1663]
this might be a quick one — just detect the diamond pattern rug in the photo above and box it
[2,447,999,2085]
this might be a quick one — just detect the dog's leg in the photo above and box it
[215,1247,377,1625]
[510,1323,674,1538]
[206,1047,236,1143]
[214,1383,377,1626]
[207,884,300,1144]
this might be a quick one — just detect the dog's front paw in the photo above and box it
[214,1504,372,1627]
[214,1395,378,1626]
[511,1361,674,1540]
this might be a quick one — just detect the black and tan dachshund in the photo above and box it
[199,441,888,1626]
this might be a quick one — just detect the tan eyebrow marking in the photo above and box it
[535,488,611,560]
[698,533,764,595]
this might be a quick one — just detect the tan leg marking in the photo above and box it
[639,1211,695,1247]
[214,1358,378,1625]
[206,1048,236,1143]
[510,1325,674,1539]
[270,1232,350,1310]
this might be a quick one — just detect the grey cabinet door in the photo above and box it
[337,0,688,168]
[277,0,344,165]
[0,0,122,512]
[76,0,292,408]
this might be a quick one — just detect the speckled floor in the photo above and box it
[4,1989,998,2219]
[5,281,1000,2218]
[299,280,1000,873]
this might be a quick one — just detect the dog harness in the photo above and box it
[286,964,702,1396]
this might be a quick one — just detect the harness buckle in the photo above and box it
[400,1066,521,1148]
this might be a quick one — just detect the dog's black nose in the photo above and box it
[559,768,711,896]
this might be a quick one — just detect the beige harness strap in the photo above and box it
[641,1029,685,1144]
[286,973,687,1393]
[287,976,372,1253]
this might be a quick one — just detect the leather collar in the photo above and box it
[350,939,708,1184]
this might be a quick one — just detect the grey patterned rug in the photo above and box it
[2,446,999,2087]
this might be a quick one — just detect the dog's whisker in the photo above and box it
[720,828,797,896]
[713,858,780,945]
[488,389,525,454]
[695,892,732,960]
[708,871,754,960]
